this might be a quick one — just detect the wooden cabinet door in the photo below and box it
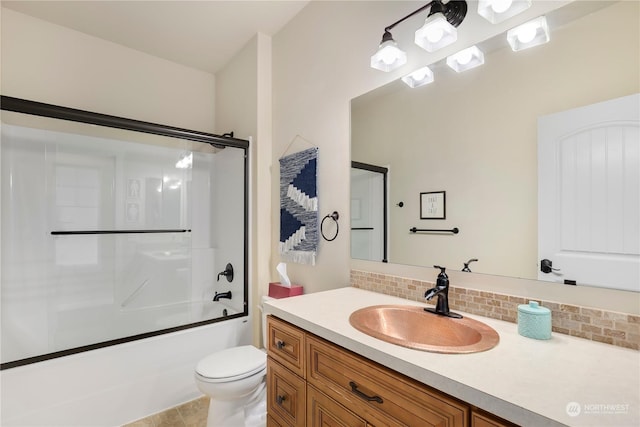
[267,414,286,427]
[308,385,367,427]
[267,357,306,427]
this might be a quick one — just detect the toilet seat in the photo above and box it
[195,345,266,383]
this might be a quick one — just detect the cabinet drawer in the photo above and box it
[267,316,306,378]
[307,335,468,427]
[308,384,367,427]
[471,410,518,427]
[268,357,306,427]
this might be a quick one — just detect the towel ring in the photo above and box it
[321,211,339,241]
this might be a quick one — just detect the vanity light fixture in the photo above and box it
[446,45,485,72]
[370,31,407,72]
[401,66,435,88]
[371,0,468,72]
[477,0,532,24]
[507,16,550,51]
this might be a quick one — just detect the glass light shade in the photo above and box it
[371,39,407,72]
[415,14,457,52]
[477,0,532,24]
[401,66,435,88]
[446,46,485,72]
[507,16,550,51]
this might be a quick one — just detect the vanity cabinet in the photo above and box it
[267,315,516,427]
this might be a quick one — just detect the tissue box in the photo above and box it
[268,282,304,299]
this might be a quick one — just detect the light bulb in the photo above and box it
[401,66,434,88]
[380,48,397,65]
[415,14,457,52]
[478,0,531,24]
[413,70,428,81]
[517,23,537,43]
[507,16,550,51]
[447,46,484,72]
[426,27,444,43]
[457,50,473,65]
[491,0,513,14]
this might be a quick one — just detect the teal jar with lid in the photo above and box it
[518,301,552,340]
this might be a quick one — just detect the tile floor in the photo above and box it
[123,396,209,427]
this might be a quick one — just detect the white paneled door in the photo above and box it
[538,94,640,291]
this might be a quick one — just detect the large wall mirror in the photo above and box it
[351,1,639,292]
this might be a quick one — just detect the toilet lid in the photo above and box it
[196,345,266,381]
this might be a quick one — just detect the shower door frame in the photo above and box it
[0,96,250,369]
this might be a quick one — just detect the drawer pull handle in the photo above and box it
[349,381,383,404]
[276,340,286,349]
[276,395,286,405]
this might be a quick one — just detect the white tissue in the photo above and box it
[277,262,291,287]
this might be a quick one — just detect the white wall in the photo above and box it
[1,8,216,131]
[271,0,568,293]
[0,8,253,426]
[213,33,273,346]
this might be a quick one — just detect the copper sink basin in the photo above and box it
[349,305,499,354]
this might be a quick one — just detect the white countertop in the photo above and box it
[264,287,640,427]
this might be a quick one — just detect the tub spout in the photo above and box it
[213,291,232,302]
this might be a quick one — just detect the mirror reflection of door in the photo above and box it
[351,162,388,262]
[538,94,640,292]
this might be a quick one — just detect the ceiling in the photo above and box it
[1,0,310,74]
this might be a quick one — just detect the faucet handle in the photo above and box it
[433,265,446,274]
[433,265,449,288]
[217,263,234,282]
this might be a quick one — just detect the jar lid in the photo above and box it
[518,301,551,315]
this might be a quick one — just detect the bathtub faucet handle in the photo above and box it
[217,263,234,282]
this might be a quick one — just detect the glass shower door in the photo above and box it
[1,101,248,368]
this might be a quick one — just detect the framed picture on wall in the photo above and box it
[420,191,445,219]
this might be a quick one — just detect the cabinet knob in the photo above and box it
[276,340,286,349]
[276,395,286,405]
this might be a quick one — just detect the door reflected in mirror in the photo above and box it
[350,1,639,291]
[351,162,388,262]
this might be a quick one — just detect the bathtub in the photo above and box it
[0,307,252,426]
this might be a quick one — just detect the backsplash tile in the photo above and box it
[351,269,640,350]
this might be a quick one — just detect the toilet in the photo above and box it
[194,296,272,427]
